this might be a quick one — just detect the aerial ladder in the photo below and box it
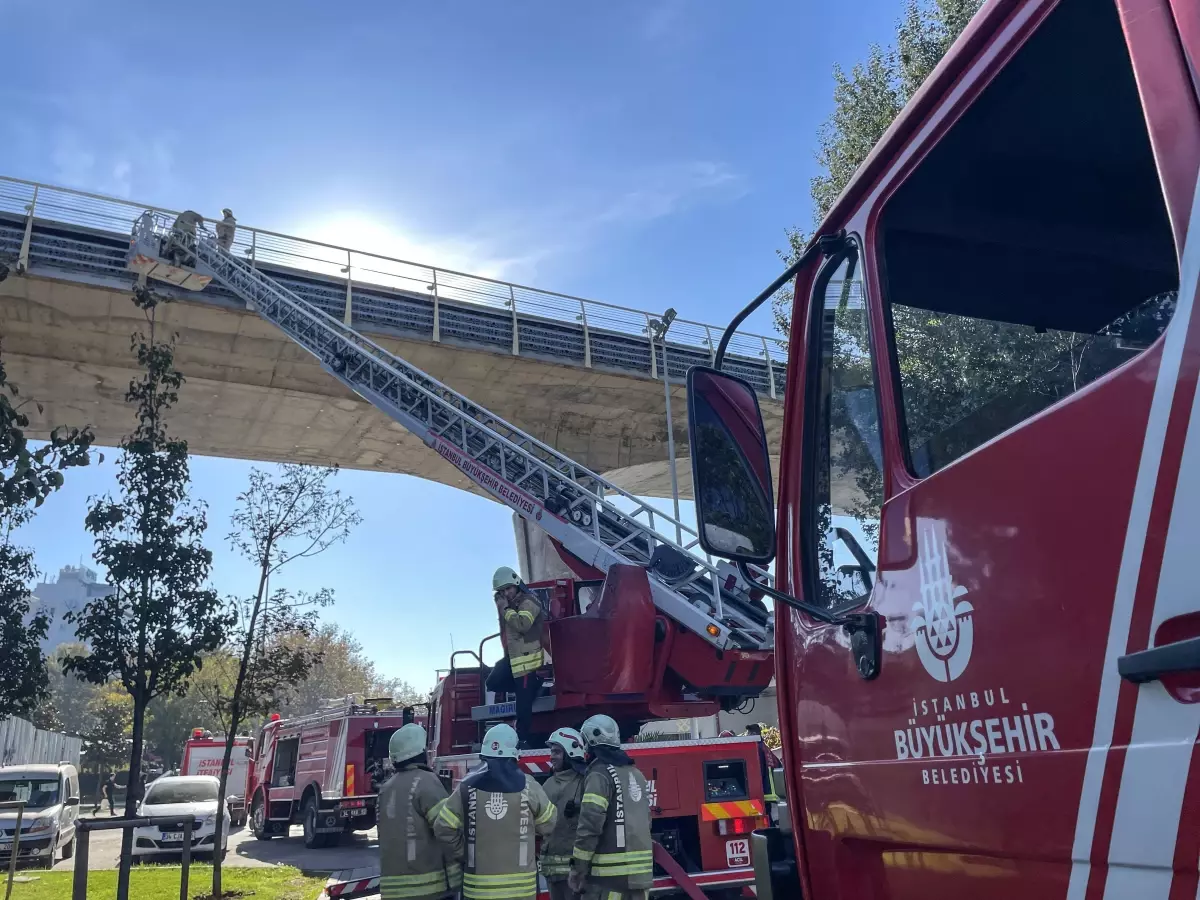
[128,214,774,731]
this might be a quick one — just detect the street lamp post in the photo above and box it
[650,308,682,545]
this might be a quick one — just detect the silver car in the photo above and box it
[0,763,81,867]
[133,775,228,860]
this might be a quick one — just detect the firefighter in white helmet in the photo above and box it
[377,723,461,900]
[434,723,557,900]
[540,727,588,900]
[486,566,546,745]
[569,715,654,900]
[215,208,237,251]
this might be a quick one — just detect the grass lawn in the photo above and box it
[5,865,328,900]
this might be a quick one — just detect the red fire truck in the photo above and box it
[247,700,424,848]
[181,730,254,827]
[680,0,1200,896]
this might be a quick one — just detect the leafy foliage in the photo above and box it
[0,344,96,719]
[81,683,133,775]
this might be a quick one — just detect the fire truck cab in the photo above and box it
[687,0,1200,896]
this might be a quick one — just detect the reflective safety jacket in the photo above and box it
[434,768,557,900]
[501,591,545,676]
[540,766,586,881]
[378,764,462,900]
[571,758,654,891]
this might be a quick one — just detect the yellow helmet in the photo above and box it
[492,566,522,591]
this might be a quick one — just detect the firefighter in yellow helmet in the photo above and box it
[433,723,557,900]
[376,723,461,900]
[569,715,654,900]
[486,566,546,745]
[540,727,588,900]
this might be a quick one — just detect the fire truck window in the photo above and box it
[878,0,1177,477]
[703,760,749,802]
[272,738,299,788]
[809,247,884,611]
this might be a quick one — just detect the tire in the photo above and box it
[250,794,275,841]
[60,835,75,860]
[302,795,332,849]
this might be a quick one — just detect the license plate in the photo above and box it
[725,838,750,867]
[346,808,367,818]
[0,842,10,850]
[160,831,185,842]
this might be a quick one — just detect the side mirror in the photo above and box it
[686,366,776,565]
[64,797,80,807]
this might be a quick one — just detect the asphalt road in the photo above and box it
[45,813,380,874]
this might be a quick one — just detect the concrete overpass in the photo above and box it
[0,177,786,499]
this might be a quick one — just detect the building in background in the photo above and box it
[30,565,113,650]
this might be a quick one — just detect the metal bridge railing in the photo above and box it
[0,175,787,396]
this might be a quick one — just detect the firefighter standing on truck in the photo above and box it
[377,723,462,900]
[569,715,654,900]
[434,723,557,900]
[486,566,545,746]
[541,727,588,900]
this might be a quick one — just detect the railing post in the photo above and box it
[70,825,90,900]
[16,186,37,273]
[509,285,519,356]
[343,250,354,326]
[179,820,193,900]
[4,802,23,900]
[579,301,592,368]
[763,336,777,400]
[705,325,717,366]
[431,270,441,343]
[248,229,257,269]
[647,314,658,379]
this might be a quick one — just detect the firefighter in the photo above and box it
[486,566,545,745]
[568,715,654,900]
[216,208,237,251]
[377,723,461,900]
[168,209,203,267]
[434,723,557,900]
[540,727,587,900]
[745,723,781,805]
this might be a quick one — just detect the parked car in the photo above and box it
[0,762,81,867]
[132,775,227,860]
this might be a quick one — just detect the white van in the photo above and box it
[0,763,81,866]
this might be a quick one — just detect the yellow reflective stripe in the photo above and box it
[572,846,595,861]
[436,804,461,828]
[592,862,654,874]
[536,802,556,824]
[516,609,536,625]
[509,651,542,675]
[763,792,780,802]
[380,872,449,886]
[503,609,520,622]
[582,792,609,810]
[592,850,653,863]
[464,872,538,885]
[425,799,446,827]
[464,889,536,900]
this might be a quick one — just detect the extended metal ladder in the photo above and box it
[143,220,772,651]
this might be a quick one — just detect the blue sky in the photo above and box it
[2,0,904,688]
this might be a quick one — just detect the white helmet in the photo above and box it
[580,714,622,749]
[481,723,519,759]
[389,723,427,763]
[493,567,522,591]
[547,727,585,760]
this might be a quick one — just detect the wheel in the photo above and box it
[60,835,75,860]
[250,794,275,841]
[301,795,333,849]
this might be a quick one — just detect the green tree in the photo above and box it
[81,684,133,779]
[775,0,983,337]
[35,643,103,736]
[0,345,95,719]
[209,464,357,895]
[64,288,234,899]
[143,655,233,771]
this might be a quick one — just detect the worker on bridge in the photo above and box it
[434,723,557,900]
[486,566,546,745]
[377,723,461,900]
[168,209,203,268]
[541,727,588,900]
[569,715,654,900]
[216,208,237,251]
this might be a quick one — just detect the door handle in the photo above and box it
[1118,636,1200,683]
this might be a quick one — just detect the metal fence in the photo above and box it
[0,175,788,398]
[0,717,81,769]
